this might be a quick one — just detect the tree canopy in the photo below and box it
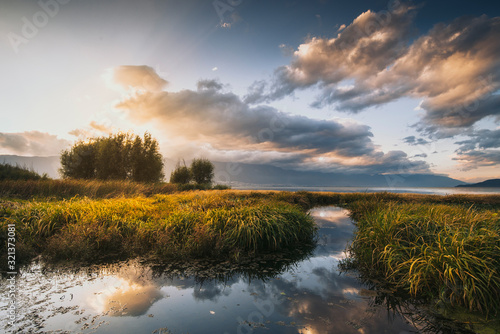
[190,158,214,185]
[170,158,215,185]
[60,132,164,182]
[169,160,192,184]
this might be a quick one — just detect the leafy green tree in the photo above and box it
[169,160,192,184]
[60,139,98,179]
[95,133,131,180]
[60,132,164,182]
[190,158,214,185]
[136,132,164,182]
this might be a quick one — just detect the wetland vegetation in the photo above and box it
[1,177,500,332]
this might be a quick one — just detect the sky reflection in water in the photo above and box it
[0,207,418,334]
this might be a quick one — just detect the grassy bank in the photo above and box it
[2,187,500,320]
[0,191,317,265]
[343,198,500,317]
[0,179,229,199]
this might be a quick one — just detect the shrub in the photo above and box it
[170,161,192,184]
[190,158,214,185]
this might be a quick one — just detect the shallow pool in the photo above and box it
[1,207,421,333]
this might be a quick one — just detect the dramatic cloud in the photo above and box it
[0,131,70,156]
[113,69,430,174]
[455,129,500,152]
[247,3,500,137]
[453,129,500,170]
[453,150,500,171]
[245,3,417,104]
[403,15,500,136]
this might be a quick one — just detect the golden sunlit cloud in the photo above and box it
[248,5,500,139]
[69,121,115,139]
[110,67,430,174]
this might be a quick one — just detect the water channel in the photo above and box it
[1,207,468,333]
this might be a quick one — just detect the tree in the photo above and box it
[60,139,98,179]
[190,158,214,185]
[60,132,164,182]
[169,160,192,184]
[95,133,130,180]
[131,133,164,182]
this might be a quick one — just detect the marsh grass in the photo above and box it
[0,179,232,199]
[0,191,316,266]
[0,179,176,199]
[2,187,500,319]
[343,199,500,317]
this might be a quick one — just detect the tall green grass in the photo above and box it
[344,199,500,316]
[0,179,176,199]
[0,191,316,265]
[0,179,232,199]
[2,187,500,318]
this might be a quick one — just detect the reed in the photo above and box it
[343,199,500,316]
[0,191,316,265]
[2,188,500,318]
[0,179,232,199]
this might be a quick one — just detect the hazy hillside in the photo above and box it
[209,161,465,188]
[456,179,500,188]
[0,155,60,179]
[1,155,465,188]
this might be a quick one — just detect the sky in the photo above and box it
[1,0,499,182]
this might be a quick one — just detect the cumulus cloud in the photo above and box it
[113,67,430,174]
[401,16,500,136]
[246,3,500,138]
[109,65,168,92]
[116,81,375,156]
[0,131,70,156]
[245,3,417,104]
[197,79,224,91]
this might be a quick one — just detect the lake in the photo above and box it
[1,207,471,333]
[233,185,500,195]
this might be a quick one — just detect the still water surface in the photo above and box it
[2,208,439,333]
[233,186,500,195]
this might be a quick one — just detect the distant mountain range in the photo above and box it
[208,161,465,188]
[0,155,466,188]
[456,179,500,188]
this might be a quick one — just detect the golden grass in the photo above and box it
[343,199,500,316]
[1,187,500,316]
[0,191,317,265]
